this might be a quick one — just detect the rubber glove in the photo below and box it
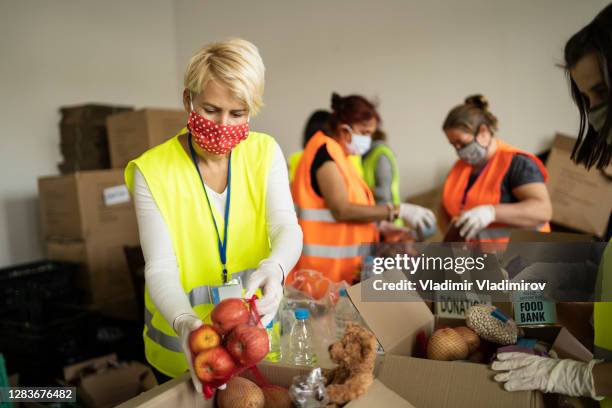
[175,314,228,393]
[492,352,603,400]
[399,203,436,233]
[174,314,204,393]
[456,205,495,240]
[245,261,284,328]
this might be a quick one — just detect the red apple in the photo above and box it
[189,324,221,354]
[226,324,270,366]
[211,298,251,334]
[193,346,235,383]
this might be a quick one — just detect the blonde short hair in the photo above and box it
[184,38,265,115]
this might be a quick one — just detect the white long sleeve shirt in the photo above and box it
[132,141,302,330]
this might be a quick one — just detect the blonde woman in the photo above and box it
[125,39,302,390]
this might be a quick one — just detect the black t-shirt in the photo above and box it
[310,144,334,197]
[465,154,545,203]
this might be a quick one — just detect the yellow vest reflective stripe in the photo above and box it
[362,142,401,206]
[125,128,274,377]
[595,239,611,407]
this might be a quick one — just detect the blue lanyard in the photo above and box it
[187,133,231,283]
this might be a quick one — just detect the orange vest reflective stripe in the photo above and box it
[442,140,550,243]
[291,131,379,284]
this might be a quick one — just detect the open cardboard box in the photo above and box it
[63,353,157,408]
[343,271,545,408]
[118,362,414,408]
[120,272,549,408]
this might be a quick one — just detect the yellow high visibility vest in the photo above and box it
[349,154,364,179]
[595,239,611,407]
[125,128,274,377]
[288,150,303,182]
[362,142,401,206]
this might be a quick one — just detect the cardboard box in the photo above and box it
[38,169,137,240]
[118,363,414,408]
[107,108,188,169]
[58,104,133,173]
[45,231,138,305]
[344,273,545,408]
[120,274,544,408]
[96,292,141,321]
[546,133,612,237]
[64,354,157,408]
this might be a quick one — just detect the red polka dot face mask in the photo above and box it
[187,110,250,155]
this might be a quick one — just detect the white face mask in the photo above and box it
[345,126,372,155]
[588,102,612,144]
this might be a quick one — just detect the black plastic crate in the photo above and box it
[0,303,94,386]
[0,261,80,312]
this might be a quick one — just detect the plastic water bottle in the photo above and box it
[289,308,317,366]
[335,288,362,339]
[265,320,281,362]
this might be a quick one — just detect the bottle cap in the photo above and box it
[295,308,309,320]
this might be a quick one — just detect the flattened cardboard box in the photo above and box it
[45,230,138,305]
[107,108,188,169]
[546,133,612,237]
[38,169,138,240]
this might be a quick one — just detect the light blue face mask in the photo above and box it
[345,125,372,155]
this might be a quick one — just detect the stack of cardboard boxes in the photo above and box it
[58,104,133,173]
[40,106,188,318]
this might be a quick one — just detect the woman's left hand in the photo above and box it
[245,261,284,327]
[492,352,603,400]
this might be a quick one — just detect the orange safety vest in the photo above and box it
[442,140,550,243]
[291,131,379,284]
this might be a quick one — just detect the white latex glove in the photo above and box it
[492,352,603,400]
[175,314,227,393]
[245,261,284,328]
[175,314,204,394]
[455,204,495,240]
[399,203,436,232]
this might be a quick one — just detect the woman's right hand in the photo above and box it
[399,203,436,232]
[175,314,204,393]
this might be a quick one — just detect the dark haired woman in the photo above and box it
[441,94,552,243]
[288,110,332,182]
[493,4,612,404]
[291,93,435,283]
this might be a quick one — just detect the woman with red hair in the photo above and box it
[291,92,435,284]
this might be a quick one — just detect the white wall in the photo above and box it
[0,0,181,267]
[0,0,608,267]
[173,0,607,192]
